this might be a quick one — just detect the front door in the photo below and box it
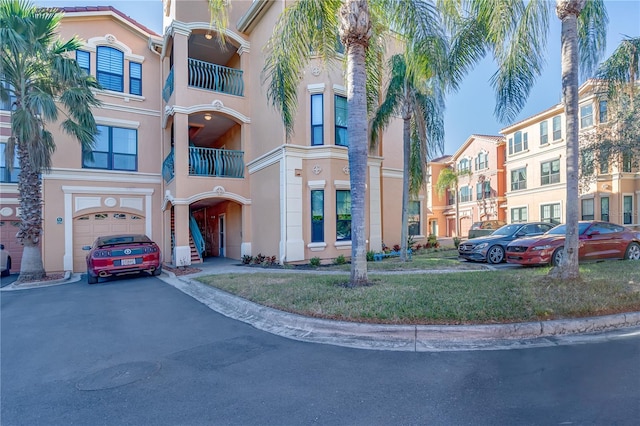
[219,214,225,257]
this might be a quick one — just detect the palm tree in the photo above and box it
[370,54,445,261]
[435,167,462,238]
[262,0,445,286]
[447,0,607,280]
[0,0,100,282]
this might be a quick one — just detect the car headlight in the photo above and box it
[531,244,553,251]
[475,243,488,250]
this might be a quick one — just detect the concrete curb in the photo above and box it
[160,274,640,352]
[1,271,82,291]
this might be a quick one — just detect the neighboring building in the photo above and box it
[426,155,452,238]
[0,1,420,273]
[501,80,639,227]
[441,135,506,237]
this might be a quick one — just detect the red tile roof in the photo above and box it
[47,5,160,37]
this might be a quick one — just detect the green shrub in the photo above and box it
[334,254,347,265]
[453,237,461,248]
[310,257,321,267]
[241,255,253,265]
[366,251,375,262]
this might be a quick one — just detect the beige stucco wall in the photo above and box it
[250,162,281,258]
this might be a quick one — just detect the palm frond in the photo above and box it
[578,0,608,80]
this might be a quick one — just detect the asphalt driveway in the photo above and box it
[2,275,639,425]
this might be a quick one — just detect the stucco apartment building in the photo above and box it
[0,1,425,273]
[427,135,506,238]
[501,80,639,227]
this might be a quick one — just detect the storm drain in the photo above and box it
[76,361,161,391]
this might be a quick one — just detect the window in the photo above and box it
[335,95,348,147]
[511,207,527,223]
[540,159,560,185]
[623,196,633,224]
[336,190,351,241]
[508,131,528,155]
[552,115,562,141]
[97,46,124,92]
[581,198,594,220]
[541,203,561,224]
[76,50,90,75]
[311,94,324,146]
[475,152,488,170]
[483,181,491,199]
[599,151,609,174]
[0,143,20,183]
[580,104,593,128]
[476,183,483,201]
[0,79,15,110]
[599,100,607,123]
[540,121,548,145]
[622,152,632,173]
[460,187,472,203]
[600,197,609,222]
[311,190,324,242]
[408,200,420,236]
[83,125,137,171]
[581,149,594,175]
[446,190,455,206]
[458,158,470,173]
[129,62,142,96]
[511,167,527,191]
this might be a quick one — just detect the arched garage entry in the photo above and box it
[73,211,145,272]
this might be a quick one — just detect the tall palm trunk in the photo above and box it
[340,0,371,286]
[553,0,584,280]
[400,109,411,262]
[15,141,46,282]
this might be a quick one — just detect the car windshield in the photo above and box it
[492,224,521,236]
[546,223,591,235]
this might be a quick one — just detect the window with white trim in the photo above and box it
[76,50,90,75]
[311,190,324,242]
[511,207,527,223]
[83,125,137,171]
[581,198,594,220]
[541,203,561,224]
[600,197,609,222]
[311,94,324,146]
[97,46,124,92]
[540,159,560,185]
[540,121,548,145]
[599,100,608,123]
[408,200,420,236]
[623,195,633,224]
[129,62,142,96]
[580,104,593,128]
[459,186,472,203]
[508,131,528,155]
[336,190,351,240]
[511,167,527,191]
[335,95,348,147]
[552,115,562,140]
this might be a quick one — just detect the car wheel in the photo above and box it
[153,266,162,276]
[486,245,505,264]
[625,242,640,260]
[87,271,98,284]
[551,247,564,266]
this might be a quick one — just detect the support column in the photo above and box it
[368,161,382,252]
[241,204,252,257]
[173,203,191,266]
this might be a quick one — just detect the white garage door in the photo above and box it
[73,212,145,272]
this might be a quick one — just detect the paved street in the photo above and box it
[2,275,639,425]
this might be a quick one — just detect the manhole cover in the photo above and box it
[76,361,161,391]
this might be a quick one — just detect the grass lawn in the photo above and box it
[196,253,640,325]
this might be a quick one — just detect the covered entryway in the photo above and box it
[73,212,145,272]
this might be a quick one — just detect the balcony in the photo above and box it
[162,147,244,183]
[162,67,174,102]
[188,59,244,97]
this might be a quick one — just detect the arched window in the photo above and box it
[97,46,124,92]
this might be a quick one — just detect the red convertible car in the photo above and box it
[84,234,162,284]
[506,221,640,266]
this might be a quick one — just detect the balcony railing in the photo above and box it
[189,146,244,178]
[163,67,174,102]
[162,148,174,182]
[188,59,244,97]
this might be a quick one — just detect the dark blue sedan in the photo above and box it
[458,222,556,264]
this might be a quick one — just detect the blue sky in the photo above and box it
[39,0,640,155]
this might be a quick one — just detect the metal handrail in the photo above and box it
[162,67,174,102]
[188,146,244,178]
[188,59,244,96]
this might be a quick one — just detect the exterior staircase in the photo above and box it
[170,209,203,264]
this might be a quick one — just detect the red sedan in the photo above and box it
[506,221,640,266]
[84,234,162,284]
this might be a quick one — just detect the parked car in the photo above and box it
[83,234,162,284]
[467,220,507,239]
[458,222,556,264]
[505,221,640,266]
[0,244,11,277]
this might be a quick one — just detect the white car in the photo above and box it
[0,244,11,277]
